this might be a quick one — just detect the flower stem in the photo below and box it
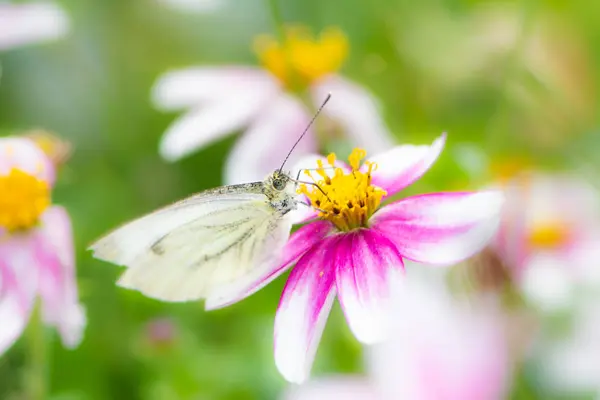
[24,302,48,400]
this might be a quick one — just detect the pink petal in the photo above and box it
[372,191,504,265]
[311,75,394,154]
[0,3,69,51]
[224,93,317,184]
[490,179,529,277]
[366,133,446,197]
[368,278,509,400]
[36,207,85,348]
[275,235,340,384]
[335,230,404,344]
[151,67,278,111]
[0,235,39,355]
[0,137,55,186]
[205,220,332,310]
[283,376,377,400]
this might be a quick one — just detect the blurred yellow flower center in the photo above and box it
[528,221,569,249]
[254,26,348,89]
[299,148,386,231]
[0,169,50,231]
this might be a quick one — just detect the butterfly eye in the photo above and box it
[272,177,286,191]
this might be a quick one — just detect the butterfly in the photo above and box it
[88,94,331,308]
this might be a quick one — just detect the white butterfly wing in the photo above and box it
[89,187,266,266]
[90,186,293,302]
[116,203,291,302]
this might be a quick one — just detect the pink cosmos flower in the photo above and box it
[0,2,69,51]
[0,137,85,354]
[203,133,504,383]
[283,274,510,399]
[490,172,600,311]
[151,26,394,184]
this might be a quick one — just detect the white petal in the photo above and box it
[0,3,69,51]
[519,255,573,312]
[159,87,275,162]
[312,75,394,154]
[274,237,338,384]
[0,136,55,186]
[152,67,277,111]
[224,93,317,184]
[366,133,446,196]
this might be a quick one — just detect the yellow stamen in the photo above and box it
[299,148,386,231]
[528,221,570,249]
[0,168,50,231]
[254,26,348,90]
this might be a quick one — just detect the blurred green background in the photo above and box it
[1,0,599,398]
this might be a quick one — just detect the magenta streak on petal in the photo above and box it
[205,220,333,310]
[0,258,28,313]
[274,235,340,383]
[335,229,404,344]
[275,232,339,322]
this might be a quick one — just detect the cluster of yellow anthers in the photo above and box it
[299,148,387,232]
[254,26,348,89]
[0,168,49,232]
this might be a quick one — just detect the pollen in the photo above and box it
[299,148,386,232]
[528,221,570,249]
[254,26,348,90]
[0,168,50,232]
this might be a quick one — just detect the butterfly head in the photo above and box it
[269,170,291,191]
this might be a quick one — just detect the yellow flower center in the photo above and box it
[299,148,387,231]
[528,221,570,249]
[0,168,50,232]
[254,26,348,90]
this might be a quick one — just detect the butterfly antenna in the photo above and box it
[278,93,332,172]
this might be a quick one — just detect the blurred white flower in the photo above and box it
[493,172,600,312]
[0,2,69,51]
[152,26,394,184]
[283,276,511,399]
